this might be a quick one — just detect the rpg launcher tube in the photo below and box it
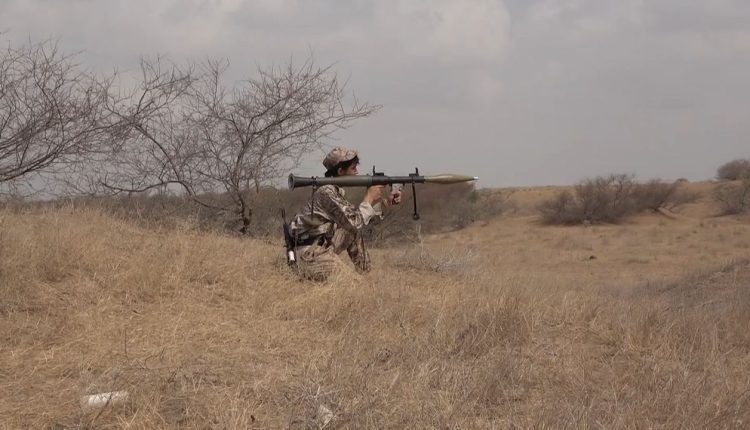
[288,173,478,190]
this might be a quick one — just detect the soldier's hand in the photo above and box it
[364,185,384,204]
[389,188,403,205]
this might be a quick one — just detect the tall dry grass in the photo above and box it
[1,203,750,428]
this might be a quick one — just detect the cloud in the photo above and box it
[371,0,510,64]
[644,0,750,34]
[2,0,750,186]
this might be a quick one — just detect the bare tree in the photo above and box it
[98,56,378,233]
[82,57,198,197]
[0,39,111,188]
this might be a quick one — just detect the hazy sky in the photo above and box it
[3,0,750,186]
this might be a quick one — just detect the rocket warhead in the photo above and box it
[423,174,479,184]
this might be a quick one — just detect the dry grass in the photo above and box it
[2,182,750,428]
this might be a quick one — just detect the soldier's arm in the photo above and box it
[316,186,381,232]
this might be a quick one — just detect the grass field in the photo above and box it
[1,181,749,428]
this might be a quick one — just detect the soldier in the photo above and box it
[288,147,402,281]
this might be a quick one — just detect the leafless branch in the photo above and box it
[89,54,378,233]
[0,38,114,186]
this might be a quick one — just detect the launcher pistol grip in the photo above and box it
[372,165,395,190]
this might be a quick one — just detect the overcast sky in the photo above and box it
[3,0,750,186]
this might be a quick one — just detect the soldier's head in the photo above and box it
[323,147,359,177]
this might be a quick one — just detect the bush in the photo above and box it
[715,179,750,215]
[631,179,699,212]
[717,158,750,181]
[538,190,583,225]
[579,174,637,221]
[539,174,637,225]
[631,179,679,212]
[538,175,696,225]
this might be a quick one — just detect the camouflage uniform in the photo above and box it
[289,147,383,281]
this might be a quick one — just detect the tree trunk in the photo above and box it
[238,198,253,235]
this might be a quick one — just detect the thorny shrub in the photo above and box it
[714,178,750,215]
[631,179,701,212]
[538,174,697,225]
[717,158,750,181]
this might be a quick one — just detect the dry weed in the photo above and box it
[2,204,750,428]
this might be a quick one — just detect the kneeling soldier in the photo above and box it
[288,147,402,281]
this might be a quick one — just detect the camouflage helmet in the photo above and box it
[323,147,358,171]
